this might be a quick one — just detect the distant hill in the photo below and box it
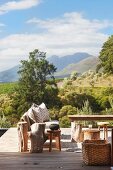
[0,52,98,82]
[55,57,99,77]
[47,52,93,71]
[0,65,20,82]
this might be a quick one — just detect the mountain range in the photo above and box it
[0,52,99,82]
[47,52,93,71]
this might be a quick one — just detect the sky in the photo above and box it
[0,0,113,71]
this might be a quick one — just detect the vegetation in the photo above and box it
[0,82,17,94]
[97,35,113,74]
[1,36,113,128]
[0,114,11,128]
[11,49,60,118]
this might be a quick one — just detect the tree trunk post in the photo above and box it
[17,121,28,152]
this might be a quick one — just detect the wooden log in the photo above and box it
[17,121,28,152]
[83,129,100,140]
[71,122,83,142]
[29,123,46,153]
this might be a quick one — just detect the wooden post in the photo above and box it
[111,128,113,166]
[29,123,46,153]
[71,122,83,142]
[17,122,28,152]
[71,121,75,142]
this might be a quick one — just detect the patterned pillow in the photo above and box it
[39,103,50,122]
[32,107,43,123]
[28,103,50,123]
[27,107,36,123]
[27,103,41,123]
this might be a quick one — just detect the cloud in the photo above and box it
[0,0,41,15]
[26,12,112,55]
[0,23,5,27]
[0,12,113,71]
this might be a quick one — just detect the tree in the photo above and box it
[97,35,113,74]
[13,49,60,116]
[70,71,78,80]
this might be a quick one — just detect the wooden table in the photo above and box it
[68,115,113,121]
[68,115,113,142]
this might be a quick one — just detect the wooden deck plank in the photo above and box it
[0,152,110,170]
[0,128,18,152]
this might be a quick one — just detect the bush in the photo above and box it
[59,116,70,128]
[49,108,60,120]
[0,115,11,128]
[59,105,77,118]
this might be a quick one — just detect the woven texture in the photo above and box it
[82,140,111,165]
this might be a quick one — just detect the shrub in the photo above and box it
[0,115,11,128]
[59,116,70,128]
[59,105,77,118]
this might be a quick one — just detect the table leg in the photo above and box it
[71,121,76,142]
[49,132,52,152]
[55,134,61,151]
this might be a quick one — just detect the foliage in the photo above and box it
[0,82,17,95]
[49,107,60,120]
[59,105,77,118]
[108,96,113,109]
[0,114,11,128]
[70,71,78,80]
[59,116,71,128]
[0,94,13,116]
[13,49,60,116]
[1,72,113,127]
[97,35,113,74]
[59,89,100,112]
[77,100,92,115]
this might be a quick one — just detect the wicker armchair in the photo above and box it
[82,140,111,165]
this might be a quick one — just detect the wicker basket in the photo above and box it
[82,140,111,165]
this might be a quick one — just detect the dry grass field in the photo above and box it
[58,74,113,88]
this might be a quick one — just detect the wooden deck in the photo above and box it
[0,128,111,170]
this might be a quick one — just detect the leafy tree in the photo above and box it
[97,35,113,74]
[13,49,59,116]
